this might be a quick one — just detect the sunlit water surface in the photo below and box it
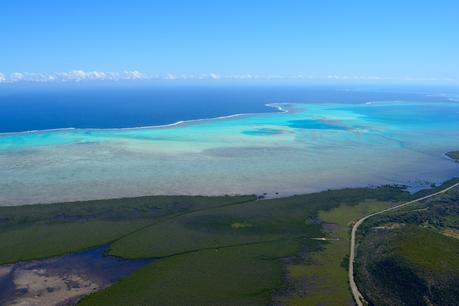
[1,101,459,205]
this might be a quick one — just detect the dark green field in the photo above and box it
[0,185,413,305]
[1,180,458,305]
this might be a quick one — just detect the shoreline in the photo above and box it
[1,98,456,137]
[0,99,426,137]
[0,103,289,137]
[1,101,458,207]
[445,151,459,162]
[3,172,458,208]
[1,177,458,305]
[2,148,458,207]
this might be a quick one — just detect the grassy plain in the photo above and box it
[86,187,408,305]
[0,185,414,305]
[81,240,303,305]
[0,195,255,264]
[278,200,393,305]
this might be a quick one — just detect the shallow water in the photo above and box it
[1,101,459,205]
[0,245,152,305]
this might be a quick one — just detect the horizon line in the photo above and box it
[0,70,458,85]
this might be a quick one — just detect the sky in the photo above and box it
[1,0,459,83]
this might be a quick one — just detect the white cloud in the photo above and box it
[209,73,220,80]
[0,70,150,83]
[55,70,147,81]
[0,71,456,84]
[122,70,145,79]
[9,72,25,82]
[164,73,177,80]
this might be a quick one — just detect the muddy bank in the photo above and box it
[0,246,153,306]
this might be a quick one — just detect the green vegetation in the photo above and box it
[397,226,459,272]
[446,151,459,162]
[0,195,255,263]
[231,222,253,229]
[81,240,302,306]
[278,200,392,305]
[0,185,420,305]
[0,221,146,264]
[355,184,459,306]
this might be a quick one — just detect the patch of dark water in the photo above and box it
[0,245,153,305]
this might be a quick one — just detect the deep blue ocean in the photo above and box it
[0,83,455,133]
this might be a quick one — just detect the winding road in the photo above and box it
[348,182,459,306]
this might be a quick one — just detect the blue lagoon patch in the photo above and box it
[1,102,459,205]
[241,128,284,136]
[286,119,347,130]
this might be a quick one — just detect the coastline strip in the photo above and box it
[0,103,288,136]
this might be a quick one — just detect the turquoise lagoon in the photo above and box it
[1,101,459,205]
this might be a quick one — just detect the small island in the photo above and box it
[446,151,459,162]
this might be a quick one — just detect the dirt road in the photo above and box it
[348,182,459,306]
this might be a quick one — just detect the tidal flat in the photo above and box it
[0,246,151,306]
[1,101,459,205]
